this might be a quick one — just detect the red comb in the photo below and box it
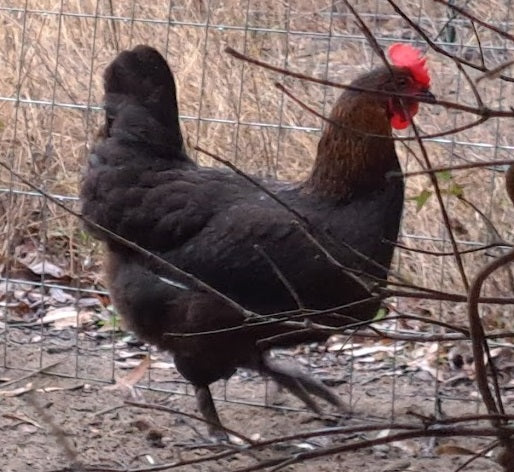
[387,43,430,88]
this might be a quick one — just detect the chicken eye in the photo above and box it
[394,77,408,87]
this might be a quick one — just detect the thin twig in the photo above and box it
[125,400,257,445]
[433,0,471,41]
[470,21,486,69]
[245,415,514,450]
[26,392,79,465]
[477,59,514,83]
[382,288,514,305]
[79,447,236,472]
[293,221,393,287]
[405,128,471,290]
[434,0,514,43]
[391,241,510,257]
[458,196,504,243]
[453,439,500,472]
[194,146,306,223]
[0,360,63,389]
[253,244,304,309]
[388,0,514,83]
[454,56,485,109]
[195,145,374,292]
[234,426,511,472]
[375,2,470,290]
[0,158,262,324]
[400,158,514,177]
[225,47,514,117]
[382,303,470,335]
[68,417,514,472]
[165,296,382,339]
[468,249,514,419]
[276,82,488,142]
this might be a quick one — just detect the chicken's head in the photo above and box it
[385,43,434,130]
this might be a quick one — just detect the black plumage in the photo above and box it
[81,45,433,438]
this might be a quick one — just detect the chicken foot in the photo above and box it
[194,385,229,442]
[260,356,348,415]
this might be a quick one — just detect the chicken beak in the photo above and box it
[416,89,436,103]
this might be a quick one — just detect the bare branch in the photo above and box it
[468,249,514,417]
[400,158,514,177]
[195,145,376,292]
[276,82,488,142]
[0,158,260,324]
[225,47,514,117]
[477,59,514,83]
[391,241,511,257]
[388,0,514,83]
[234,426,507,472]
[434,0,514,44]
[125,400,256,445]
[382,288,514,305]
[253,244,304,309]
[470,20,486,69]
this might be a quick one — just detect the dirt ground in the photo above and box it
[0,324,504,472]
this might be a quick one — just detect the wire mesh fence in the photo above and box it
[0,1,513,470]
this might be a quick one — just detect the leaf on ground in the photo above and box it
[0,383,33,397]
[326,336,362,352]
[115,357,174,370]
[151,361,175,369]
[436,444,476,455]
[0,297,31,318]
[3,412,42,429]
[351,345,399,357]
[106,355,150,391]
[417,361,444,381]
[77,297,104,308]
[36,384,84,393]
[409,343,445,381]
[49,287,76,304]
[41,306,78,326]
[0,299,29,309]
[26,261,66,279]
[41,307,95,328]
[374,429,420,455]
[117,350,149,360]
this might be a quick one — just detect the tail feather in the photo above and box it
[102,45,184,152]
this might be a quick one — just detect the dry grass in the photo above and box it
[0,0,513,327]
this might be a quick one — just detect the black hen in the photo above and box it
[81,44,433,437]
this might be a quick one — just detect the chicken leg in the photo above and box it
[194,385,229,442]
[260,356,348,415]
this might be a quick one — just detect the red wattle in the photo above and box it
[391,113,409,129]
[391,102,419,130]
